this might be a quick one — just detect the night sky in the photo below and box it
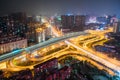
[0,0,120,16]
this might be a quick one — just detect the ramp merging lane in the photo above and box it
[0,31,88,63]
[65,40,120,75]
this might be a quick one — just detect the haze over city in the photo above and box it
[0,0,120,17]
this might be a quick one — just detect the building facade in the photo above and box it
[34,58,71,80]
[0,37,27,54]
[61,15,68,29]
[75,15,86,31]
[0,13,28,54]
[113,20,120,33]
[61,15,86,31]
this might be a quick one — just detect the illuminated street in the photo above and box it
[0,22,120,76]
[0,1,120,79]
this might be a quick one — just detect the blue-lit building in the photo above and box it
[97,16,107,24]
[106,15,112,25]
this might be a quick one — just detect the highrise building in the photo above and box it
[36,30,46,43]
[106,15,112,25]
[26,24,37,44]
[0,13,28,54]
[26,15,45,45]
[0,37,27,54]
[61,15,68,29]
[61,15,86,31]
[111,16,118,26]
[9,12,27,24]
[53,16,62,28]
[0,13,27,38]
[35,23,53,43]
[45,27,52,39]
[0,16,9,36]
[67,15,74,29]
[74,15,86,31]
[61,15,74,29]
[113,20,120,33]
[8,12,27,37]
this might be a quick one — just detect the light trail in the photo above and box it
[51,24,120,75]
[65,40,120,73]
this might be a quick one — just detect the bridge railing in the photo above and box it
[0,31,88,63]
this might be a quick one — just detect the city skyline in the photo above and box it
[0,0,120,17]
[0,0,120,79]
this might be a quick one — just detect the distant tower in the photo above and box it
[61,15,74,29]
[113,20,120,33]
[61,15,68,29]
[75,15,86,31]
[42,30,45,41]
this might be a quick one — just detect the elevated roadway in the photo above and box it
[0,31,88,63]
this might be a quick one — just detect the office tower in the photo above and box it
[113,20,120,33]
[106,15,112,25]
[0,13,28,54]
[54,16,62,28]
[61,15,74,29]
[61,15,68,29]
[9,12,27,24]
[0,13,27,37]
[67,15,74,29]
[75,15,86,31]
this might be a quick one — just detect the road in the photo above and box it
[49,24,120,75]
[63,29,120,75]
[51,25,120,75]
[1,22,120,76]
[6,50,115,75]
[0,31,88,63]
[65,40,120,71]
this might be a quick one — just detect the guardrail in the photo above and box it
[0,31,88,63]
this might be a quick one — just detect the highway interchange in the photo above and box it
[0,24,120,77]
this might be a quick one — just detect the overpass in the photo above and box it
[0,31,88,63]
[65,40,120,76]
